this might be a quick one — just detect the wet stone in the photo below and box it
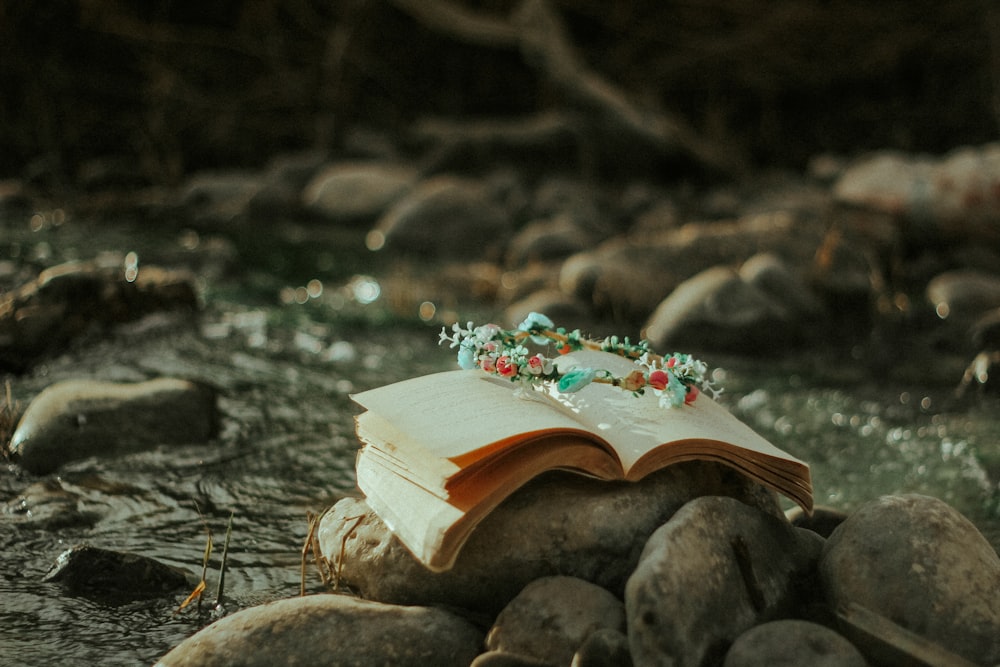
[10,377,217,475]
[371,174,514,259]
[819,494,1000,665]
[572,627,633,667]
[625,495,824,667]
[317,462,780,615]
[301,161,418,224]
[44,544,193,601]
[0,259,199,372]
[485,576,625,667]
[722,620,867,667]
[154,594,484,667]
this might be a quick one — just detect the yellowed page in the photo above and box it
[352,369,590,462]
[544,350,809,474]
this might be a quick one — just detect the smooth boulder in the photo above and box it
[819,494,1000,665]
[625,495,824,667]
[155,594,484,667]
[318,463,780,614]
[10,377,217,474]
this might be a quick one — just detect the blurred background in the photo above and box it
[2,0,998,186]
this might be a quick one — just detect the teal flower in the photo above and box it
[518,312,555,345]
[456,343,478,370]
[558,367,596,393]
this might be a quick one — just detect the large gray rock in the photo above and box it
[155,594,484,667]
[722,620,866,667]
[625,495,824,667]
[819,494,1000,665]
[318,463,780,614]
[10,377,217,474]
[485,576,625,666]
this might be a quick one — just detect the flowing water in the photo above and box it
[1,213,998,666]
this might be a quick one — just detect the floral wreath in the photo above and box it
[439,312,721,408]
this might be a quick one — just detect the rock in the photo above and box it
[43,544,192,600]
[155,594,484,667]
[738,252,822,319]
[642,266,798,353]
[1,479,98,529]
[10,377,217,474]
[181,170,263,224]
[625,496,824,667]
[370,174,513,258]
[785,505,848,539]
[819,494,1000,665]
[318,463,781,615]
[558,214,820,325]
[0,259,199,372]
[833,144,1000,244]
[722,620,866,667]
[572,627,633,667]
[505,215,593,267]
[503,290,596,335]
[471,651,554,667]
[486,576,625,666]
[301,161,418,224]
[926,269,1000,321]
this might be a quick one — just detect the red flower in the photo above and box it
[496,356,518,377]
[685,385,699,404]
[648,369,669,390]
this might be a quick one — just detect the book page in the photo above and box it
[543,350,808,474]
[352,369,595,463]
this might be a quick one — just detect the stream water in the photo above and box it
[1,213,998,666]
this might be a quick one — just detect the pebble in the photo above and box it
[10,377,217,474]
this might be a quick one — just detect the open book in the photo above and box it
[352,350,812,572]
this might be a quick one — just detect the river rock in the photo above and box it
[181,170,263,224]
[573,627,633,667]
[625,495,824,667]
[301,161,418,224]
[44,544,192,600]
[155,594,484,667]
[370,174,512,258]
[738,252,822,319]
[819,493,1000,665]
[925,269,1000,321]
[0,259,199,372]
[1,479,98,529]
[471,652,554,667]
[833,144,1000,244]
[485,576,625,666]
[722,620,866,667]
[559,213,820,325]
[642,266,798,353]
[10,377,217,474]
[317,462,780,615]
[505,215,594,267]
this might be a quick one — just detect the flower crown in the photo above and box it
[439,312,721,408]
